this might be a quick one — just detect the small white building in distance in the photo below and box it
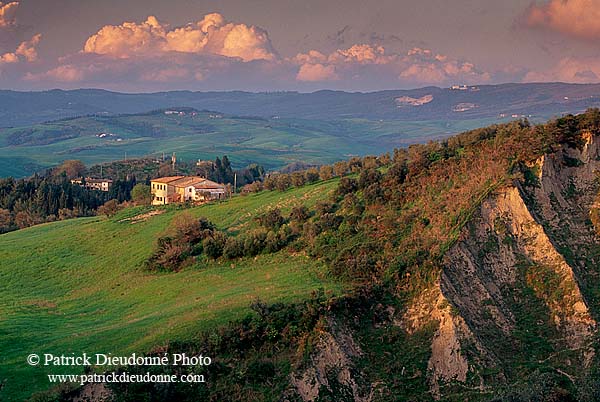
[71,178,113,192]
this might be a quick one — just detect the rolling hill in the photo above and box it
[0,108,500,178]
[1,83,600,128]
[0,179,342,401]
[2,110,600,401]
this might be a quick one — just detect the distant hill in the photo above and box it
[0,108,501,178]
[2,83,600,127]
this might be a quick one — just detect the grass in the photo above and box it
[0,179,343,401]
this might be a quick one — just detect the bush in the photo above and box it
[333,161,348,177]
[97,199,121,217]
[131,184,152,205]
[290,205,309,222]
[358,168,382,189]
[315,200,336,215]
[319,165,334,181]
[275,174,291,191]
[244,229,267,256]
[203,231,228,259]
[256,208,286,230]
[265,226,292,253]
[145,216,219,271]
[336,177,357,196]
[304,168,320,183]
[331,243,380,279]
[223,236,245,259]
[291,172,306,187]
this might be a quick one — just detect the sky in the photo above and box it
[0,0,600,92]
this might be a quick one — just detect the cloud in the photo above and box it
[524,0,600,40]
[83,13,277,62]
[0,1,18,28]
[293,45,491,85]
[523,57,600,83]
[17,12,497,90]
[296,63,338,81]
[26,64,84,82]
[15,33,40,61]
[0,34,41,66]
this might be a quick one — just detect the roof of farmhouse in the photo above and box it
[151,176,186,184]
[151,176,225,189]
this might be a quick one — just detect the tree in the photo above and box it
[97,199,120,217]
[333,161,349,177]
[275,174,291,191]
[0,208,12,233]
[290,205,309,222]
[55,160,86,179]
[131,184,152,205]
[291,172,306,187]
[304,168,320,183]
[319,165,334,181]
[256,208,286,230]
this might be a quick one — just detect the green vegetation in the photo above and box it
[0,109,503,178]
[3,109,600,400]
[0,180,342,400]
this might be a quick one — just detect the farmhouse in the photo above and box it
[151,176,226,205]
[71,177,113,192]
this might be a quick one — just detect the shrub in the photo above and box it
[336,177,357,196]
[275,174,291,191]
[291,172,306,187]
[243,229,267,256]
[315,200,336,215]
[304,168,320,183]
[97,199,121,217]
[256,208,286,230]
[263,175,277,191]
[319,165,334,181]
[145,216,219,270]
[333,161,348,177]
[223,236,245,259]
[203,231,227,259]
[290,205,309,222]
[265,225,293,253]
[358,168,382,189]
[131,184,152,205]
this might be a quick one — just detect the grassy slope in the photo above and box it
[0,111,505,178]
[0,179,341,401]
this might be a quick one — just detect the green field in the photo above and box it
[0,179,342,400]
[0,109,505,178]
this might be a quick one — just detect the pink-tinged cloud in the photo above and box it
[296,63,338,81]
[25,64,84,82]
[15,33,41,61]
[83,13,277,62]
[524,57,600,83]
[0,34,41,66]
[293,45,491,85]
[525,0,600,40]
[0,1,18,28]
[21,13,496,90]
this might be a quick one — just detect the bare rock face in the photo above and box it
[428,132,600,398]
[402,285,482,399]
[287,317,372,402]
[283,132,600,401]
